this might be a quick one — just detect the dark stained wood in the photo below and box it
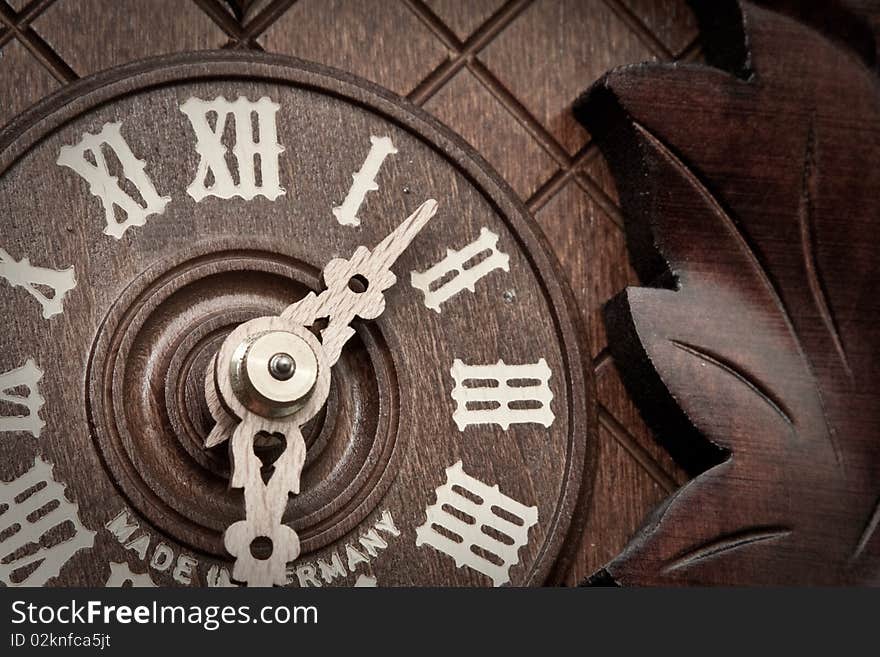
[32,0,228,77]
[576,0,880,585]
[425,67,559,199]
[754,0,879,71]
[619,0,699,55]
[0,53,594,586]
[0,39,59,126]
[423,0,506,42]
[479,0,660,155]
[0,0,701,586]
[842,0,880,66]
[259,0,450,97]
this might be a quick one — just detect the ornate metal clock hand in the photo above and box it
[205,199,438,586]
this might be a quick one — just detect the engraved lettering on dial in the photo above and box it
[288,509,400,587]
[206,565,236,587]
[105,509,200,585]
[354,574,377,587]
[0,248,76,319]
[0,359,44,438]
[410,227,510,313]
[450,358,555,430]
[180,96,285,202]
[333,135,397,226]
[105,562,157,587]
[415,460,538,587]
[56,122,170,239]
[0,457,96,587]
[317,553,347,585]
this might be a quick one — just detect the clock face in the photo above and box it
[0,54,594,587]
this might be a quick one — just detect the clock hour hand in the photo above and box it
[205,198,438,450]
[205,199,437,586]
[281,198,438,365]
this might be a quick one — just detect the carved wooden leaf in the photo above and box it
[576,0,880,584]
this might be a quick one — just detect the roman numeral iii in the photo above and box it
[450,358,555,430]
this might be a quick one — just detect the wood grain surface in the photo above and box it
[579,0,880,585]
[0,0,705,585]
[0,53,593,586]
[208,200,439,587]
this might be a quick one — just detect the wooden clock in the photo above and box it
[0,0,702,589]
[1,0,876,587]
[0,54,593,587]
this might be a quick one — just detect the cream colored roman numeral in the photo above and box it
[105,562,156,587]
[0,248,75,319]
[57,122,170,239]
[450,358,554,430]
[0,359,44,438]
[415,460,537,587]
[410,227,509,312]
[180,96,285,202]
[333,135,397,226]
[0,457,95,587]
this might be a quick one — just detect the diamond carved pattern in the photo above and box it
[0,0,700,585]
[261,0,449,96]
[426,67,557,198]
[535,178,632,355]
[480,0,658,154]
[423,0,506,41]
[0,39,58,126]
[620,0,699,54]
[572,425,672,579]
[33,0,227,77]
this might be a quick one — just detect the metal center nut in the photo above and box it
[229,330,319,418]
[268,352,296,381]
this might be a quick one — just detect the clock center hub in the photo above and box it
[229,330,319,418]
[268,352,295,381]
[86,243,403,558]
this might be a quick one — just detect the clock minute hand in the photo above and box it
[204,199,437,586]
[281,198,438,366]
